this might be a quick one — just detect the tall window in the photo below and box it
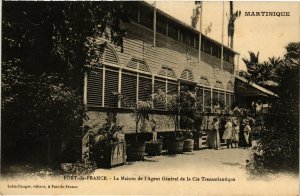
[212,90,218,105]
[121,71,137,107]
[139,5,153,29]
[154,66,177,110]
[87,68,103,107]
[204,89,211,109]
[196,87,204,107]
[121,58,152,107]
[139,74,152,101]
[104,68,119,107]
[219,92,225,106]
[87,44,120,108]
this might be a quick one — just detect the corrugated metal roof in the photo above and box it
[235,76,279,97]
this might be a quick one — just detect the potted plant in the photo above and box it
[145,120,164,156]
[126,100,154,161]
[145,137,163,156]
[183,130,194,152]
[164,92,185,154]
[89,112,126,168]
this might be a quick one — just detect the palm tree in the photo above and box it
[241,51,260,83]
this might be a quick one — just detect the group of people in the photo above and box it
[206,117,253,150]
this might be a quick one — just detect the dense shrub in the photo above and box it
[248,43,299,174]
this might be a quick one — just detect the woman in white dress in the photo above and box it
[222,118,233,148]
[232,120,239,148]
[207,117,221,150]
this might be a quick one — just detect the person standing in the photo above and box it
[243,119,251,149]
[222,118,233,148]
[210,117,221,150]
[232,120,239,148]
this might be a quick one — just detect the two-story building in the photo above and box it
[83,2,277,152]
[83,1,237,139]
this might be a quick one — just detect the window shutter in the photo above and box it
[204,89,211,108]
[167,81,177,95]
[196,87,203,106]
[127,59,138,69]
[121,71,137,107]
[157,68,167,77]
[124,2,139,23]
[138,74,152,101]
[230,94,234,108]
[212,90,218,103]
[104,46,119,64]
[168,21,178,40]
[180,69,193,81]
[104,69,119,107]
[139,5,153,29]
[219,92,225,105]
[154,77,166,110]
[158,66,176,79]
[156,13,167,35]
[138,60,150,72]
[87,69,103,107]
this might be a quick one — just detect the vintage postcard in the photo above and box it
[1,1,299,195]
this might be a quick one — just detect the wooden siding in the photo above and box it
[114,22,234,88]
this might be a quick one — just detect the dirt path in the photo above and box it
[0,148,297,195]
[92,147,298,195]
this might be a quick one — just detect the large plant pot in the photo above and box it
[167,140,184,154]
[126,143,146,161]
[193,131,201,150]
[183,139,194,152]
[94,141,126,168]
[146,141,163,156]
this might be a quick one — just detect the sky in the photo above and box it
[148,1,300,70]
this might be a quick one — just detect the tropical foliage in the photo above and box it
[243,42,299,173]
[2,1,128,167]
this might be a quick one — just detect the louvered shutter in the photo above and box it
[167,81,177,95]
[127,59,137,69]
[157,68,167,76]
[87,69,103,107]
[158,67,176,79]
[138,74,152,101]
[219,92,225,105]
[121,71,137,107]
[212,91,218,103]
[196,87,203,106]
[138,60,150,72]
[156,13,167,35]
[168,21,178,40]
[139,5,153,29]
[230,94,234,108]
[104,47,118,64]
[204,89,211,108]
[104,69,119,107]
[154,77,166,110]
[180,69,193,81]
[226,93,230,107]
[124,2,139,23]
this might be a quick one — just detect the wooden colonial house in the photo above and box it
[83,1,239,144]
